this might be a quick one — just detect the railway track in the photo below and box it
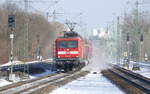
[103,65,150,94]
[0,72,57,94]
[0,71,88,94]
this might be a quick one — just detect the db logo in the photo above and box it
[66,51,70,54]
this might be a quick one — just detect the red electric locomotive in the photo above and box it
[54,31,92,71]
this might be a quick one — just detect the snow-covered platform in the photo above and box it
[49,73,125,94]
[120,61,150,79]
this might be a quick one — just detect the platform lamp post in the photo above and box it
[8,14,16,81]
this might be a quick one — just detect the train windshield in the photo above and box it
[58,40,78,48]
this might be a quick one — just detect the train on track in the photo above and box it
[53,30,92,72]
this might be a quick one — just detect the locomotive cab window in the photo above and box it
[58,40,78,48]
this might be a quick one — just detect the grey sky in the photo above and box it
[0,0,149,30]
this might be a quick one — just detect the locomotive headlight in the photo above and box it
[70,51,78,54]
[58,51,66,54]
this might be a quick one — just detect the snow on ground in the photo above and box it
[136,62,150,78]
[0,69,55,87]
[0,61,36,67]
[0,79,12,87]
[0,70,54,87]
[0,59,52,67]
[29,70,55,79]
[49,73,125,94]
[0,59,55,87]
[121,61,150,79]
[0,61,24,67]
[134,68,150,78]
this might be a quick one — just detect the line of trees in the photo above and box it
[0,3,64,64]
[120,9,150,62]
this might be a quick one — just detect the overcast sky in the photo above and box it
[0,0,149,30]
[50,0,132,29]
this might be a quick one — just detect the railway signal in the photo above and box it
[8,14,16,81]
[140,34,143,42]
[140,34,143,61]
[8,15,15,28]
[126,32,130,42]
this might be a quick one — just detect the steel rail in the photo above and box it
[0,73,67,94]
[109,66,150,93]
[0,71,82,94]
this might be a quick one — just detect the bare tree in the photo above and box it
[0,2,64,64]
